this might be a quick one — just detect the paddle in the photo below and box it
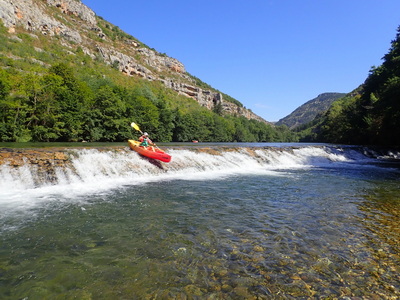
[130,122,143,134]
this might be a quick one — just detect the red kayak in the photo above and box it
[128,140,172,163]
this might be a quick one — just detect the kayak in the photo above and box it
[128,140,172,163]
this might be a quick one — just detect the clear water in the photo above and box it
[0,144,399,299]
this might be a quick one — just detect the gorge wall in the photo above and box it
[0,0,267,124]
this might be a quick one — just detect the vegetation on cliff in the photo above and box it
[0,14,294,143]
[297,26,400,146]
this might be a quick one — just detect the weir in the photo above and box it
[1,144,398,193]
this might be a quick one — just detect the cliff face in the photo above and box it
[0,0,267,123]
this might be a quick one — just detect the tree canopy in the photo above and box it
[0,62,293,143]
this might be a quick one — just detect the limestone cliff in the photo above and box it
[0,0,267,124]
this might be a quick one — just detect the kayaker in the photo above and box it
[139,132,154,148]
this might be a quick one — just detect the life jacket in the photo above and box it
[140,137,149,147]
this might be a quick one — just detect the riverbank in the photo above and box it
[0,146,124,167]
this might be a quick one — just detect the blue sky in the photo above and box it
[81,0,400,122]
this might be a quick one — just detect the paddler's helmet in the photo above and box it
[143,132,149,136]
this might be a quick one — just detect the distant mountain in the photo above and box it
[276,93,346,129]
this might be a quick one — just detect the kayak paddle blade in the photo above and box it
[131,122,142,133]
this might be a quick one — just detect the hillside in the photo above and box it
[276,93,346,129]
[0,0,267,123]
[0,0,296,143]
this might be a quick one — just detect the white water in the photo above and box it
[0,145,395,213]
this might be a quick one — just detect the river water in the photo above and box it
[0,143,399,299]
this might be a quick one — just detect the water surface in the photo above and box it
[0,144,399,298]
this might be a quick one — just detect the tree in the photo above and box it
[154,96,174,142]
[211,115,234,142]
[48,63,92,141]
[125,87,160,138]
[173,111,197,142]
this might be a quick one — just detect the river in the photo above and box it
[0,143,399,299]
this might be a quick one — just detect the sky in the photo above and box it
[81,0,400,122]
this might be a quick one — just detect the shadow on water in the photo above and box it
[139,154,165,169]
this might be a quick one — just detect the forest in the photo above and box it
[298,26,400,146]
[0,62,296,143]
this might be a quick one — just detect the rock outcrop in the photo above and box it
[0,0,87,43]
[0,0,268,123]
